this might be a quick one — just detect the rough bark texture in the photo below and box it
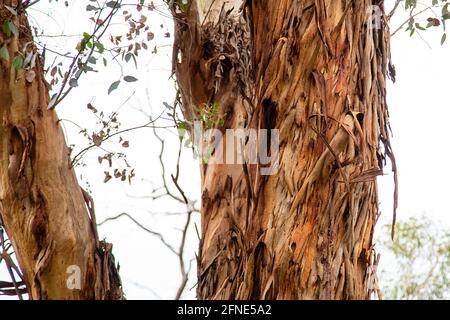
[0,1,123,299]
[173,0,396,299]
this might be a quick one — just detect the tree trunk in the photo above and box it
[173,0,395,299]
[0,1,123,299]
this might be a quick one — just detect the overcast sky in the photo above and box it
[1,0,450,300]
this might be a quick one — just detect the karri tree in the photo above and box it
[0,0,448,299]
[0,0,122,299]
[170,0,439,300]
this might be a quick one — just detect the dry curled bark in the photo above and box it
[173,0,396,299]
[0,1,123,299]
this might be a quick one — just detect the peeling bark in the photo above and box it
[0,1,123,299]
[173,0,395,299]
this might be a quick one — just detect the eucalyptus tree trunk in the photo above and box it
[173,0,395,299]
[0,1,122,299]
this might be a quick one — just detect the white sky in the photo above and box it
[1,0,449,300]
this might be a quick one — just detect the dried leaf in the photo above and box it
[103,172,112,183]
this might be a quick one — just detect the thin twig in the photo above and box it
[98,212,178,255]
[391,6,432,37]
[174,210,192,300]
[0,226,25,299]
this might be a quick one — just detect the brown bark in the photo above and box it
[0,1,123,299]
[173,0,396,299]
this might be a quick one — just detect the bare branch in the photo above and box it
[175,210,193,300]
[98,212,178,255]
[0,224,26,299]
[391,6,433,37]
[387,0,402,20]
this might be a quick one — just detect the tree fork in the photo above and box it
[0,0,123,299]
[173,0,396,299]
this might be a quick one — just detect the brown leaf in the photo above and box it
[92,133,102,146]
[103,171,112,183]
[87,103,98,113]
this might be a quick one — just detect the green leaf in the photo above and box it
[163,102,173,109]
[86,4,99,11]
[177,121,188,130]
[414,23,426,31]
[8,21,17,35]
[81,64,94,72]
[12,55,23,70]
[441,33,447,45]
[2,21,11,37]
[106,1,120,8]
[87,56,97,64]
[94,41,105,53]
[103,57,108,66]
[124,52,137,68]
[442,2,450,20]
[0,46,9,61]
[108,80,120,95]
[177,121,187,139]
[443,3,450,17]
[123,75,138,82]
[2,21,16,37]
[69,78,78,87]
